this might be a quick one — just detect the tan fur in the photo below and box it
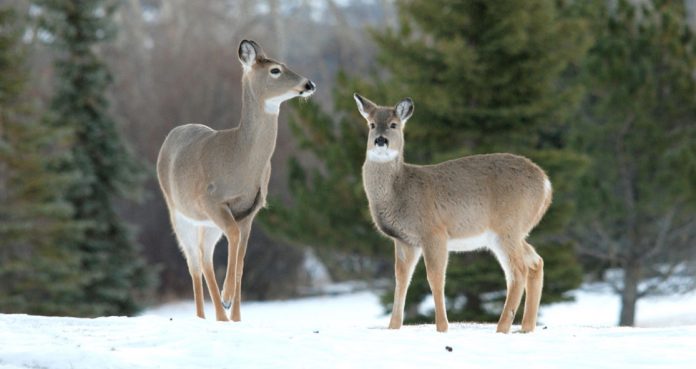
[354,94,551,333]
[157,40,315,321]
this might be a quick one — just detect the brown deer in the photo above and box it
[353,94,551,333]
[157,40,315,321]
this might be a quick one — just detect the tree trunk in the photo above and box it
[619,261,641,326]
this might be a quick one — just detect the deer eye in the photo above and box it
[270,67,281,76]
[370,123,376,129]
[390,122,397,129]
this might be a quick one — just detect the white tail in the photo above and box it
[354,94,551,333]
[156,40,315,321]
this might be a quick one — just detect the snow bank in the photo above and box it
[2,291,695,369]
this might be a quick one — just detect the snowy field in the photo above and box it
[2,288,696,369]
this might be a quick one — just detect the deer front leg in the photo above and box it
[422,237,449,333]
[389,241,422,329]
[230,221,252,321]
[202,202,241,321]
[220,224,241,312]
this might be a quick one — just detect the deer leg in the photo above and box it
[198,227,228,321]
[190,269,205,319]
[521,241,544,332]
[172,212,206,319]
[203,203,241,316]
[230,221,252,321]
[492,238,526,333]
[389,241,422,329]
[422,236,449,333]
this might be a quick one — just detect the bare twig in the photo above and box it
[641,206,676,262]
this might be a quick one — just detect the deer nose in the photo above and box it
[304,80,316,92]
[375,136,388,147]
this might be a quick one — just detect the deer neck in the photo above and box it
[233,76,280,163]
[362,153,404,203]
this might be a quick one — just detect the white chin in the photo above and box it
[264,91,299,114]
[299,89,314,98]
[367,147,398,163]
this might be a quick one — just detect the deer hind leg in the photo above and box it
[199,226,228,321]
[389,241,422,329]
[422,235,449,332]
[521,241,544,332]
[172,212,206,319]
[490,235,527,333]
[230,221,252,322]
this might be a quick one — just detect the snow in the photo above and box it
[2,289,696,369]
[542,284,696,328]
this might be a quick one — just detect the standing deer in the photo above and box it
[353,94,551,333]
[157,40,315,321]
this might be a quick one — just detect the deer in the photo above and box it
[156,40,316,321]
[353,94,551,333]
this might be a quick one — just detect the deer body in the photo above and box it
[355,94,550,333]
[157,40,315,321]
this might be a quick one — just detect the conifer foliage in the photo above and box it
[0,6,86,315]
[572,0,696,326]
[263,0,590,322]
[32,0,154,316]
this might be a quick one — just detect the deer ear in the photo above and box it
[353,93,376,120]
[395,98,414,124]
[238,40,264,70]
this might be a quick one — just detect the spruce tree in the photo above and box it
[260,74,387,278]
[572,0,696,326]
[375,0,592,323]
[35,0,154,316]
[0,5,86,315]
[263,0,590,323]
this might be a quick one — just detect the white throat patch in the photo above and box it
[367,147,399,163]
[264,91,298,115]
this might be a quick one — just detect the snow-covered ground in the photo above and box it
[2,288,696,369]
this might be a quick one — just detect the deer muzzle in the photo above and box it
[375,136,389,147]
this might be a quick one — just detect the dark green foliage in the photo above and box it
[572,0,696,326]
[0,6,86,315]
[263,0,589,324]
[367,0,588,323]
[33,0,155,316]
[371,0,591,324]
[260,74,388,278]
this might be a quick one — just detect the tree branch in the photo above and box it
[638,262,682,298]
[640,206,676,262]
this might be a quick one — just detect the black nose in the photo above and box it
[375,136,388,147]
[305,80,316,91]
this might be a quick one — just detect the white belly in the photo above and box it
[447,230,513,285]
[175,210,219,229]
[447,230,497,252]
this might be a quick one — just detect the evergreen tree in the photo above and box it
[261,75,387,278]
[263,0,590,323]
[35,0,154,316]
[572,0,696,326]
[0,5,86,315]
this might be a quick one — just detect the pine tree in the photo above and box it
[572,0,696,326]
[260,74,387,278]
[263,0,590,323]
[35,0,154,316]
[369,0,592,323]
[0,6,85,315]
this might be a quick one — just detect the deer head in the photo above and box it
[353,93,414,163]
[238,40,315,115]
